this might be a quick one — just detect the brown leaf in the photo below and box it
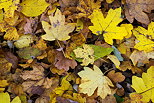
[125,0,154,25]
[4,51,18,72]
[107,70,125,83]
[24,17,38,34]
[130,50,149,67]
[54,51,77,71]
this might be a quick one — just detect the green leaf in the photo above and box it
[17,47,42,59]
[112,45,123,61]
[90,45,113,60]
[71,44,113,62]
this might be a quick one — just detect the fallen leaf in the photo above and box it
[129,92,143,103]
[14,34,34,48]
[0,0,19,19]
[130,50,149,66]
[133,22,154,52]
[17,47,42,59]
[107,70,125,83]
[131,66,154,102]
[54,51,77,71]
[107,55,120,68]
[73,44,95,66]
[78,65,114,99]
[20,0,50,17]
[65,33,86,59]
[0,80,9,92]
[89,8,128,45]
[125,0,154,25]
[41,9,76,41]
[0,92,21,103]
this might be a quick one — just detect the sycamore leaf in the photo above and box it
[133,22,154,52]
[0,92,21,103]
[20,0,49,17]
[131,66,154,102]
[89,8,128,45]
[78,65,114,99]
[41,9,76,41]
[14,34,34,48]
[73,44,95,66]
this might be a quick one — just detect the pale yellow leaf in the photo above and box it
[78,65,114,99]
[42,9,75,41]
[14,34,34,48]
[73,44,94,66]
[107,55,120,68]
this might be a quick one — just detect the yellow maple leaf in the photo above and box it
[131,66,154,102]
[78,65,114,99]
[41,9,76,41]
[89,8,129,45]
[73,44,94,66]
[20,0,49,17]
[133,22,154,52]
[0,0,19,18]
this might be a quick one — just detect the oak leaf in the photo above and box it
[89,8,128,45]
[130,50,149,66]
[107,70,125,83]
[131,66,154,102]
[54,51,77,71]
[125,0,154,25]
[41,9,76,41]
[78,65,114,99]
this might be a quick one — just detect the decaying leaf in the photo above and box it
[20,0,50,17]
[17,47,42,59]
[89,8,129,45]
[73,44,95,66]
[20,64,54,94]
[54,51,77,71]
[41,9,76,41]
[125,0,154,25]
[107,70,125,83]
[130,50,149,66]
[131,66,154,102]
[78,65,114,99]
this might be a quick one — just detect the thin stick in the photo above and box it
[56,39,66,57]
